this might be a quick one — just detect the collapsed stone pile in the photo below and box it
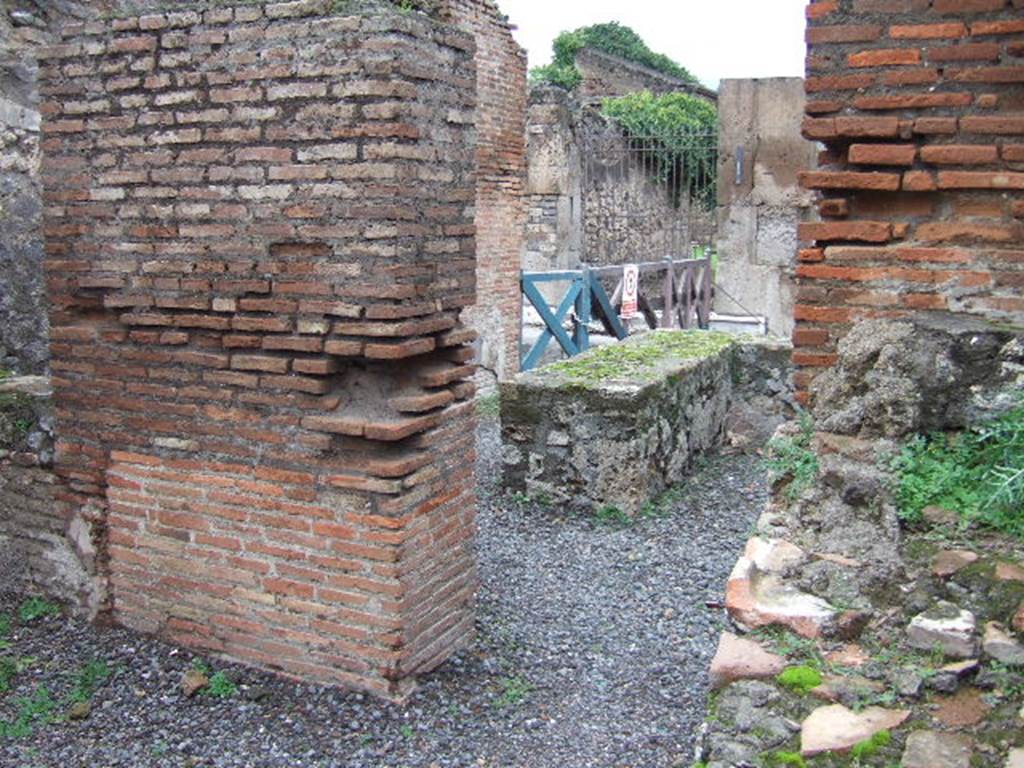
[697,317,1024,768]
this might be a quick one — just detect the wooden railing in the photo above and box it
[520,255,713,371]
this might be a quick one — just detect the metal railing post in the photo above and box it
[574,265,591,353]
[661,255,675,329]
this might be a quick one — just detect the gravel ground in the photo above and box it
[0,416,764,768]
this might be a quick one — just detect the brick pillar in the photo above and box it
[41,1,479,699]
[796,0,1024,400]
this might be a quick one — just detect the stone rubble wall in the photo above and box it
[40,0,480,699]
[523,86,716,308]
[500,334,787,516]
[796,0,1024,400]
[698,317,1024,768]
[0,375,99,606]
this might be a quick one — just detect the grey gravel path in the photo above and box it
[0,416,764,768]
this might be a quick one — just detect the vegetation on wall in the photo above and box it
[601,90,718,208]
[891,402,1024,538]
[530,22,699,91]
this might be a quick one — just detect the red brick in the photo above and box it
[799,221,894,243]
[793,328,830,347]
[916,221,1019,242]
[881,68,940,86]
[934,0,1004,11]
[800,171,902,191]
[961,116,1024,134]
[951,67,1024,83]
[818,199,850,218]
[854,93,974,110]
[835,116,900,138]
[920,145,999,165]
[971,20,1024,36]
[927,43,1001,62]
[914,117,959,135]
[849,49,921,68]
[848,144,917,166]
[890,23,967,39]
[807,25,883,44]
[807,1,839,20]
[937,171,1024,190]
[853,0,929,10]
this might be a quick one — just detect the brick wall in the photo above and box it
[797,0,1024,399]
[41,0,479,699]
[444,0,526,381]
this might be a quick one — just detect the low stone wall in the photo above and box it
[0,376,96,606]
[500,330,740,516]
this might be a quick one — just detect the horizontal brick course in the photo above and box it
[798,0,1023,399]
[42,1,491,699]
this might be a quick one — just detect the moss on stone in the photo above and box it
[544,330,734,388]
[776,665,823,695]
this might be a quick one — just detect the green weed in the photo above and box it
[68,660,110,703]
[0,658,16,694]
[204,670,236,699]
[891,403,1024,537]
[765,414,819,501]
[850,729,890,760]
[0,686,57,739]
[594,504,631,527]
[493,675,532,709]
[753,627,824,667]
[18,598,59,624]
[765,752,805,768]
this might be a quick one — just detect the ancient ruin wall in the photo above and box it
[797,0,1024,399]
[0,1,56,375]
[575,47,717,106]
[524,87,715,277]
[444,0,527,381]
[716,78,818,337]
[41,2,479,698]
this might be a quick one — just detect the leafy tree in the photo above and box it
[530,22,700,90]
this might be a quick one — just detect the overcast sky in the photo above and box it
[498,0,808,90]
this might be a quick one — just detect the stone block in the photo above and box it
[500,330,734,516]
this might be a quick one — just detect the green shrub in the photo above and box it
[530,22,699,90]
[776,664,822,695]
[891,404,1024,537]
[601,91,718,208]
[765,415,819,501]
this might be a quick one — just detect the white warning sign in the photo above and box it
[621,264,639,319]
